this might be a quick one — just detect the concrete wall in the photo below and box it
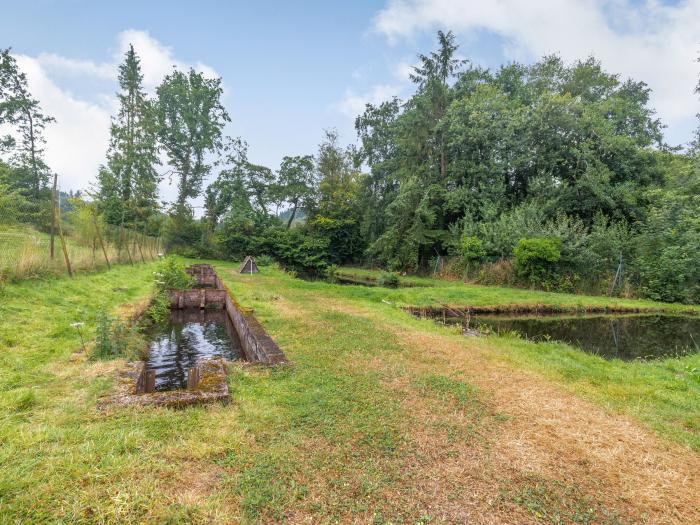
[225,295,288,364]
[169,288,227,309]
[171,264,288,365]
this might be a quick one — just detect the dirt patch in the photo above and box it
[159,460,229,507]
[311,296,700,524]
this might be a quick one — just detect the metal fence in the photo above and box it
[0,186,161,282]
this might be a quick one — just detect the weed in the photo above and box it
[378,270,400,288]
[91,306,144,360]
[502,473,626,525]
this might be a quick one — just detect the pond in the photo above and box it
[415,311,700,360]
[145,309,244,391]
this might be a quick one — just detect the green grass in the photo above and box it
[0,223,154,282]
[337,265,700,314]
[216,262,700,449]
[0,257,697,522]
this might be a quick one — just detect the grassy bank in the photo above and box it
[0,224,157,282]
[337,266,700,314]
[0,258,698,523]
[227,263,700,450]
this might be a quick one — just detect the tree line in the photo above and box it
[1,33,698,303]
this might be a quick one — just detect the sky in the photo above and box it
[2,0,700,206]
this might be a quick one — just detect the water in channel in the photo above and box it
[421,312,700,360]
[145,309,244,391]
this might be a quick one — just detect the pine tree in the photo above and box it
[100,45,160,226]
[0,48,55,197]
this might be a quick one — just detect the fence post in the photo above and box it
[49,174,57,260]
[136,229,145,263]
[121,225,134,264]
[92,209,111,270]
[56,198,72,277]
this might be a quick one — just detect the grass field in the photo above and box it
[0,259,698,523]
[0,224,155,282]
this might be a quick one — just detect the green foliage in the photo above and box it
[0,48,55,196]
[324,263,339,282]
[147,291,171,324]
[155,68,229,208]
[92,307,140,360]
[255,254,274,267]
[98,45,160,227]
[264,226,330,275]
[377,271,400,288]
[276,154,316,228]
[513,238,562,288]
[636,166,700,303]
[147,256,193,323]
[153,255,193,292]
[459,235,485,265]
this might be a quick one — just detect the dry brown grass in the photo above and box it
[307,295,700,524]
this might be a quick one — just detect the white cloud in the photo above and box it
[373,0,700,144]
[115,30,219,93]
[335,84,404,118]
[10,30,219,194]
[12,55,112,195]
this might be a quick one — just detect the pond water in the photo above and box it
[145,309,244,391]
[418,312,700,360]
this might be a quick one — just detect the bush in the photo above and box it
[153,256,194,292]
[460,235,485,279]
[513,238,562,288]
[378,271,400,288]
[324,264,339,282]
[92,307,142,360]
[255,254,274,267]
[263,227,331,276]
[476,259,516,286]
[147,291,171,324]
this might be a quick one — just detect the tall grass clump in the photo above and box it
[147,256,194,323]
[91,306,143,360]
[378,271,400,288]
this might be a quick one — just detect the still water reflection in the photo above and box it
[430,313,700,360]
[146,309,243,391]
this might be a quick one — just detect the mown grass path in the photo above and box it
[0,260,698,523]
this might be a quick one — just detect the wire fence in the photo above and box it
[0,186,162,282]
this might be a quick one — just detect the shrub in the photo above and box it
[255,254,274,267]
[378,271,400,288]
[263,227,330,276]
[476,259,516,286]
[513,238,562,288]
[92,307,142,360]
[460,235,485,279]
[147,291,172,324]
[460,235,485,261]
[324,264,339,282]
[153,256,194,292]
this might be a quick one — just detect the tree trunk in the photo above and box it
[286,202,298,229]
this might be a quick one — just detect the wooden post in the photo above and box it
[122,226,133,264]
[145,369,156,393]
[136,230,146,263]
[187,367,200,390]
[56,203,72,277]
[92,210,111,269]
[49,174,57,260]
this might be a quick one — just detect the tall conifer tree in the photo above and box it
[99,45,160,225]
[0,48,55,197]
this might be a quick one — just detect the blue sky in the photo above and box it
[2,0,699,202]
